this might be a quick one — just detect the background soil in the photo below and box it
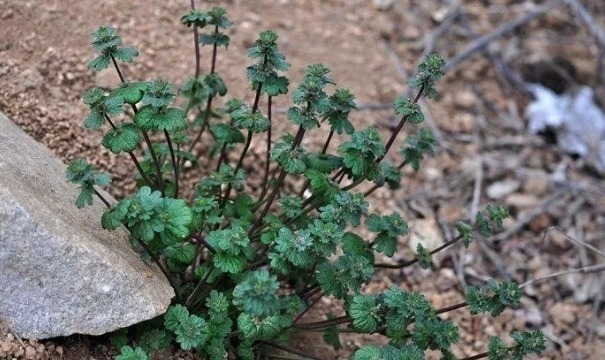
[1,0,605,359]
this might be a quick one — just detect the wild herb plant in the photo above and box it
[67,5,546,360]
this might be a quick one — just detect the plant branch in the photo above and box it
[94,189,111,207]
[109,55,164,193]
[222,84,264,209]
[104,114,153,186]
[259,95,273,201]
[380,85,424,161]
[164,129,179,197]
[263,342,324,360]
[190,0,201,79]
[375,234,463,269]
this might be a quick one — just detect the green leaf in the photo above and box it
[207,7,233,29]
[204,73,228,97]
[466,280,521,317]
[164,243,196,263]
[487,336,509,360]
[339,127,385,179]
[394,97,424,123]
[110,82,147,105]
[366,213,408,257]
[164,304,189,332]
[84,109,105,130]
[415,243,432,269]
[199,32,230,48]
[76,184,95,208]
[66,159,111,208]
[83,87,106,107]
[113,47,138,62]
[232,106,270,133]
[162,198,193,238]
[102,123,141,154]
[349,294,380,332]
[214,253,245,274]
[211,123,245,144]
[271,227,313,268]
[305,153,343,174]
[134,105,187,132]
[287,107,319,130]
[410,53,445,99]
[142,79,175,108]
[412,317,459,351]
[510,331,546,358]
[181,10,208,27]
[91,26,121,51]
[317,252,374,299]
[115,346,148,360]
[324,88,357,134]
[138,328,172,354]
[319,191,368,228]
[352,345,381,360]
[400,129,436,171]
[164,305,209,351]
[260,74,289,96]
[233,270,280,317]
[323,315,341,350]
[271,141,308,174]
[456,221,474,248]
[88,54,111,71]
[206,290,230,318]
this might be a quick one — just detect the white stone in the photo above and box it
[0,112,174,339]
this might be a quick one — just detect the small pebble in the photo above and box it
[487,179,520,199]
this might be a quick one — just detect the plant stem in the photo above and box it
[164,129,179,197]
[186,266,213,307]
[110,55,126,83]
[459,352,488,360]
[379,85,424,162]
[292,293,323,324]
[263,342,324,360]
[364,159,407,197]
[297,128,334,197]
[134,238,180,300]
[104,115,154,186]
[140,128,165,194]
[436,301,467,315]
[109,55,164,193]
[191,233,216,254]
[190,25,221,165]
[259,95,273,201]
[375,234,463,269]
[190,0,201,79]
[221,84,264,210]
[94,189,111,207]
[250,125,305,236]
[292,315,349,330]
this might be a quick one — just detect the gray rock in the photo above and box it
[0,112,174,339]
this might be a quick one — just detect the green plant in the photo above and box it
[67,5,545,360]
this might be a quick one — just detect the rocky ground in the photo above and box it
[1,0,605,359]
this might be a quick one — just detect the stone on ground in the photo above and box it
[0,112,174,339]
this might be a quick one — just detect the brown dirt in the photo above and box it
[1,0,605,359]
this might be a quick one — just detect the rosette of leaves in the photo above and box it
[338,127,385,180]
[82,87,124,130]
[134,80,187,133]
[287,63,333,130]
[101,186,193,256]
[88,26,139,71]
[66,159,111,208]
[247,30,290,84]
